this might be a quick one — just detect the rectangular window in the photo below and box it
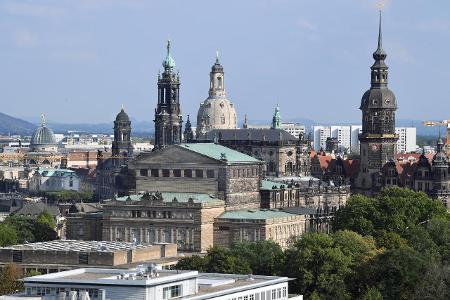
[282,287,287,298]
[140,169,148,176]
[272,289,276,299]
[163,285,181,299]
[78,252,88,265]
[173,169,181,177]
[277,288,281,298]
[162,169,170,177]
[195,169,203,178]
[207,170,215,178]
[184,169,192,178]
[151,169,159,177]
[12,251,22,263]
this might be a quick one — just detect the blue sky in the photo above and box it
[1,0,450,125]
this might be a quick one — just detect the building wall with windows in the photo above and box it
[20,268,296,300]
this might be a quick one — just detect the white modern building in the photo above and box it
[313,125,416,154]
[395,127,417,153]
[280,123,305,138]
[13,267,301,300]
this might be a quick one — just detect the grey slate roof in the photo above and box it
[204,128,298,143]
[13,202,59,218]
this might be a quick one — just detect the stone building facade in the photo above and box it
[129,143,264,210]
[200,129,303,177]
[214,210,307,249]
[100,193,224,252]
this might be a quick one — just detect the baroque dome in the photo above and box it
[115,108,130,123]
[30,114,57,152]
[197,98,237,133]
[196,54,237,137]
[31,125,56,146]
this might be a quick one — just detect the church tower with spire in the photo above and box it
[355,12,398,193]
[271,105,281,129]
[154,40,183,149]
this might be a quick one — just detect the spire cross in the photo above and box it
[216,50,219,62]
[167,39,171,56]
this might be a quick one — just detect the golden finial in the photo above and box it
[376,1,385,11]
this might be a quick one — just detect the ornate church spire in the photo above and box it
[371,10,388,88]
[162,40,176,73]
[271,104,281,129]
[154,40,183,149]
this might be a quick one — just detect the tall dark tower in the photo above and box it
[431,137,450,207]
[154,40,183,149]
[112,107,133,166]
[355,12,398,193]
[183,115,194,142]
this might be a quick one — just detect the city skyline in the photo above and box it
[1,0,450,124]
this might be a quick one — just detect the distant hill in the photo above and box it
[47,119,154,136]
[0,112,36,135]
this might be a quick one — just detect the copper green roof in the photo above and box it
[261,180,283,190]
[218,209,299,220]
[178,143,260,164]
[37,168,76,178]
[115,192,223,204]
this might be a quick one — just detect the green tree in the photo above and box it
[412,263,450,300]
[284,233,352,299]
[424,218,450,264]
[230,240,284,276]
[0,223,18,247]
[362,247,428,300]
[373,230,409,250]
[175,255,208,272]
[333,187,448,237]
[205,246,251,274]
[0,264,23,295]
[361,287,383,300]
[4,216,35,243]
[37,210,56,229]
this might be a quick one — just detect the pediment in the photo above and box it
[131,145,221,167]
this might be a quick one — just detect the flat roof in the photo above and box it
[0,240,160,253]
[22,268,290,298]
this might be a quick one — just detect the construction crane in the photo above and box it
[423,120,450,151]
[422,120,450,127]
